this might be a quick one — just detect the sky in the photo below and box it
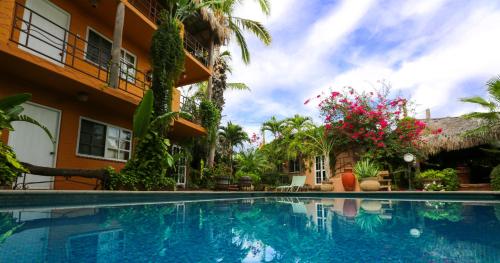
[221,0,500,137]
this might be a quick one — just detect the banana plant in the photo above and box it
[133,89,179,140]
[0,93,55,144]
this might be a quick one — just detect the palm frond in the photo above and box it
[14,115,55,144]
[228,83,250,91]
[0,93,31,111]
[151,112,179,129]
[230,22,250,64]
[461,111,499,121]
[232,17,272,45]
[486,76,500,104]
[460,96,496,110]
[255,0,271,16]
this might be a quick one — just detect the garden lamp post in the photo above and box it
[404,153,415,190]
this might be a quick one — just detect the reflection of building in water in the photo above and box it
[0,208,124,263]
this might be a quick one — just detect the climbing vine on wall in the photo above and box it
[150,12,185,121]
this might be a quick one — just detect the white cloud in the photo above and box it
[219,0,500,134]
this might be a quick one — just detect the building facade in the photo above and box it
[0,0,214,190]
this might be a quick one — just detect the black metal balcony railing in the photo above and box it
[10,2,150,99]
[128,0,210,67]
[180,95,202,124]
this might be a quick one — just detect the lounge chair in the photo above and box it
[276,176,306,192]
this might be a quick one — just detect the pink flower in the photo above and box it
[325,123,332,130]
[331,91,340,98]
[304,99,311,105]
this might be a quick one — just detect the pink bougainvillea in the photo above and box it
[315,87,441,151]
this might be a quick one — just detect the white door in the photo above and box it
[19,0,70,64]
[315,156,326,185]
[8,103,60,189]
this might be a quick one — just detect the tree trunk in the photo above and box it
[21,163,108,180]
[324,152,331,180]
[108,1,125,88]
[207,139,216,168]
[206,39,216,100]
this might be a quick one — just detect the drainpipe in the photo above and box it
[109,1,125,88]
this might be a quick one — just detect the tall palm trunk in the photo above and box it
[207,47,224,168]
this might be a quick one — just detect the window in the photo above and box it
[289,159,300,173]
[316,203,328,232]
[315,156,327,184]
[86,30,112,68]
[78,118,131,161]
[172,145,187,185]
[85,28,136,82]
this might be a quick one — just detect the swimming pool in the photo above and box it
[1,196,499,262]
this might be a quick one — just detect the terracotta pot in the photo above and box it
[342,169,356,191]
[343,199,358,218]
[359,177,380,191]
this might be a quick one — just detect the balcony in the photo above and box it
[128,0,210,67]
[9,2,149,99]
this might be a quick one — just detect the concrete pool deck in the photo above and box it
[0,190,499,210]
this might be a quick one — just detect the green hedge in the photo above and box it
[491,165,500,191]
[416,168,460,191]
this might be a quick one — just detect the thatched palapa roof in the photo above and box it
[421,116,500,155]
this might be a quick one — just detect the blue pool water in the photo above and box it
[1,197,499,262]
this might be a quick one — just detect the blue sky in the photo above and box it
[221,0,500,136]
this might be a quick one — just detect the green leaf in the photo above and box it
[14,115,55,144]
[460,96,496,110]
[0,93,31,111]
[133,89,154,139]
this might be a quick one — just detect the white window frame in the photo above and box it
[316,203,328,232]
[76,117,132,163]
[172,144,187,186]
[84,27,137,83]
[315,155,327,185]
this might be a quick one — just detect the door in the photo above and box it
[8,103,60,189]
[19,0,70,64]
[172,145,187,186]
[315,156,326,184]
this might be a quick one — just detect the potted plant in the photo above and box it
[354,159,380,191]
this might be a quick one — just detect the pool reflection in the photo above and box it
[1,198,500,262]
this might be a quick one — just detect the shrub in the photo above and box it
[235,170,261,184]
[353,159,380,181]
[0,141,27,186]
[491,165,500,191]
[416,168,459,191]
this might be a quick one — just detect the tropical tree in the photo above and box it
[461,76,500,135]
[284,114,314,135]
[261,116,285,140]
[219,121,249,175]
[114,90,178,190]
[207,51,249,167]
[235,148,271,183]
[205,0,272,100]
[282,114,314,172]
[302,126,337,180]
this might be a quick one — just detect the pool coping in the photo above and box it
[0,190,499,210]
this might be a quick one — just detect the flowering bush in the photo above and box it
[314,87,418,149]
[307,87,441,164]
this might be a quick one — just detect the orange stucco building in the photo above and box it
[0,0,214,190]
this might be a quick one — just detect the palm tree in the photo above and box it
[284,114,314,135]
[208,0,272,64]
[302,126,337,180]
[205,0,271,99]
[219,121,249,175]
[261,116,285,140]
[235,148,271,176]
[461,76,500,135]
[282,114,314,173]
[207,50,250,167]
